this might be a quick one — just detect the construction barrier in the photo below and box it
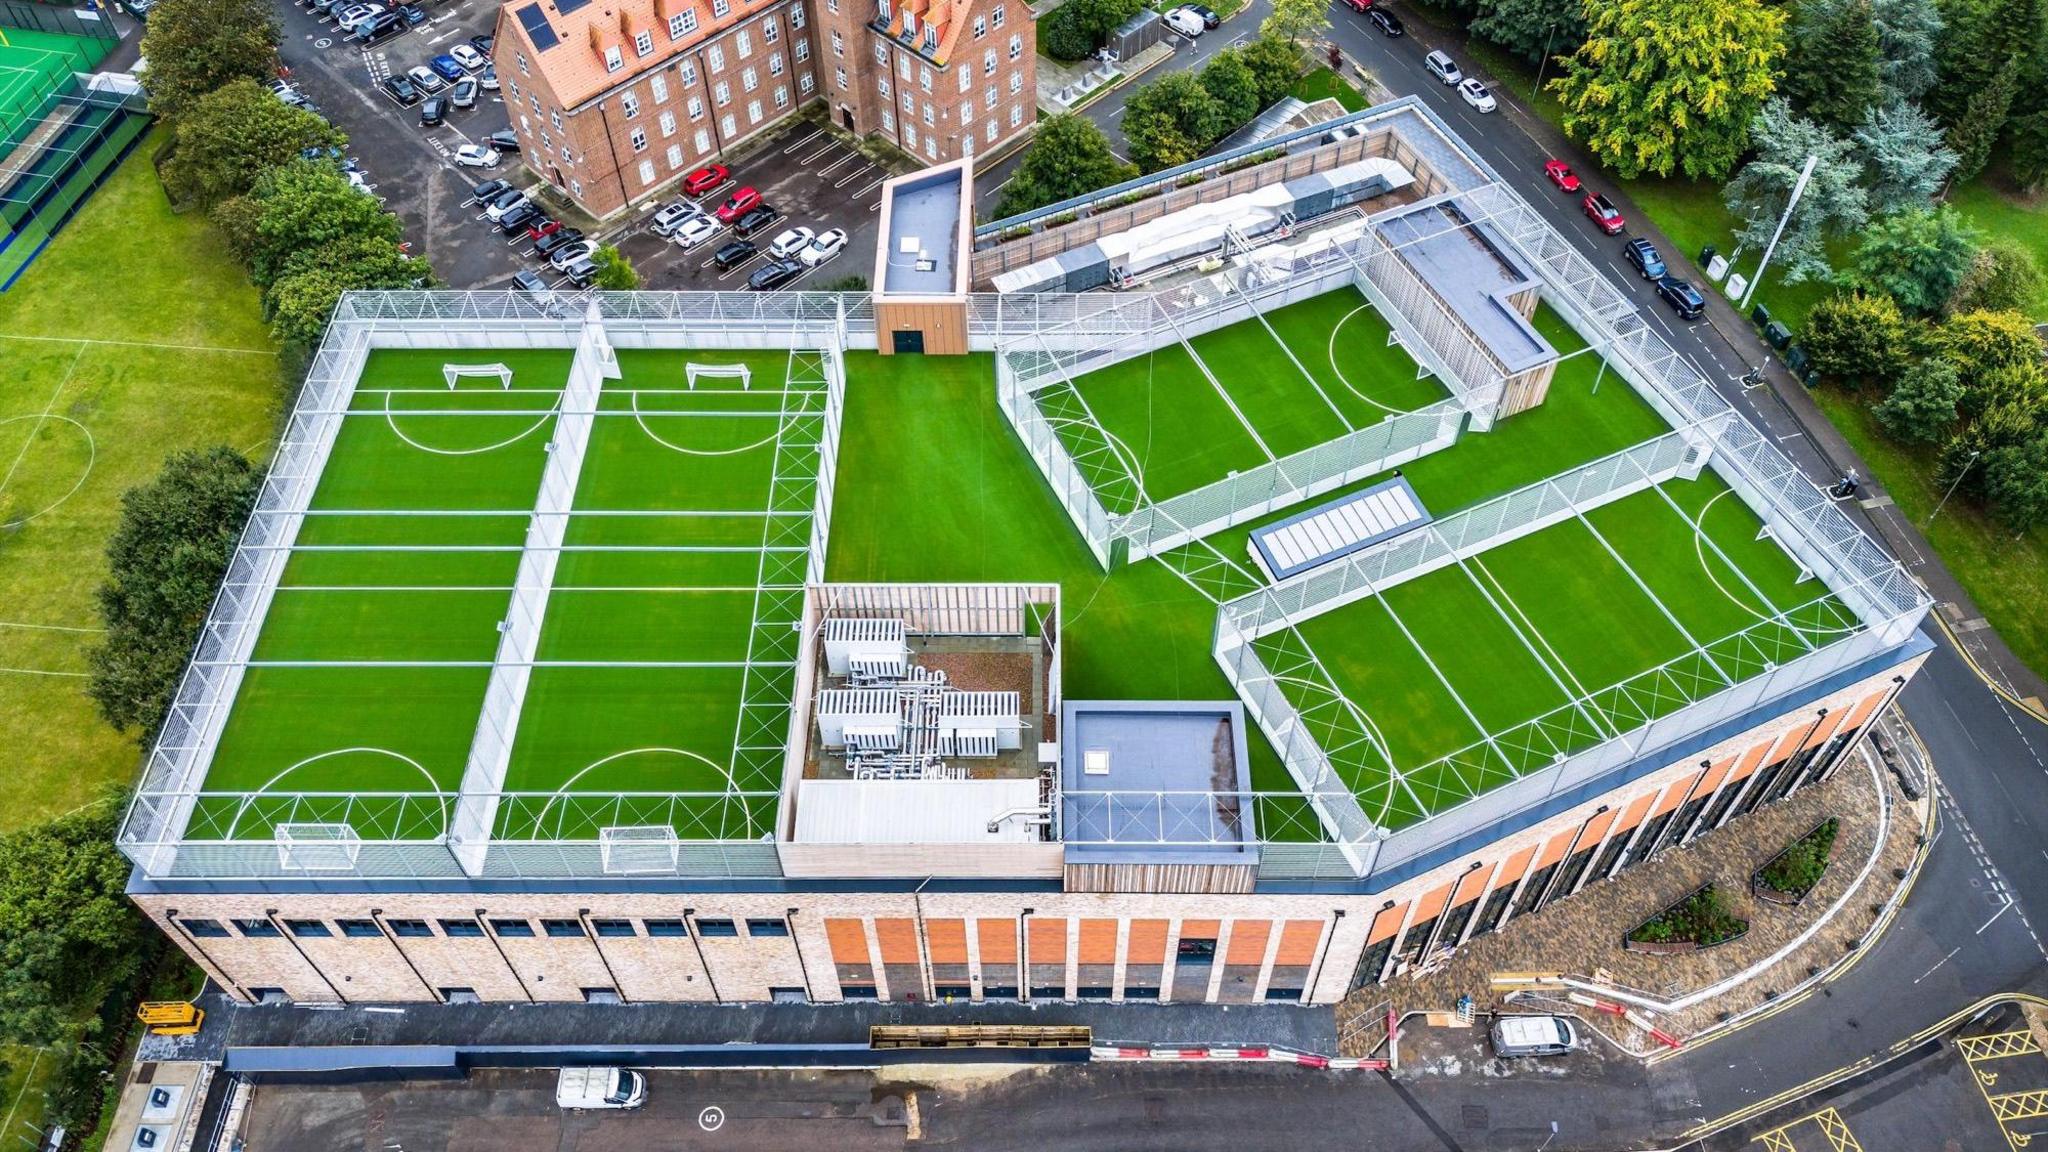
[1089,1044,1388,1071]
[870,1025,1092,1050]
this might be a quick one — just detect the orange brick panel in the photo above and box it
[1225,920,1271,965]
[825,918,870,965]
[1027,917,1068,962]
[976,919,1017,966]
[1276,920,1326,965]
[1367,906,1407,945]
[1651,769,1705,818]
[925,919,968,965]
[1610,792,1656,838]
[1078,919,1118,966]
[1492,845,1538,889]
[1411,883,1453,925]
[1127,920,1170,963]
[1179,919,1221,940]
[874,918,919,965]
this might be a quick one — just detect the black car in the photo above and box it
[1623,237,1666,279]
[733,205,779,237]
[498,202,542,234]
[713,239,758,269]
[381,75,422,106]
[1368,7,1404,34]
[469,33,494,54]
[748,258,803,291]
[484,129,522,154]
[534,227,586,257]
[1188,2,1219,26]
[353,12,403,42]
[419,96,447,126]
[1656,275,1705,320]
[470,177,510,204]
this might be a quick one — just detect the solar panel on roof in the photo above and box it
[554,0,592,14]
[516,3,560,49]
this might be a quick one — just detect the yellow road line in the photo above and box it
[1932,612,2048,727]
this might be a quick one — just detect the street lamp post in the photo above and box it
[1533,23,1560,92]
[1537,1120,1560,1150]
[1738,153,1819,312]
[1926,450,1980,526]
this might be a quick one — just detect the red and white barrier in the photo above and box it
[1090,1044,1388,1071]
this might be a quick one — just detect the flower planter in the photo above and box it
[1624,883,1750,954]
[1751,817,1839,907]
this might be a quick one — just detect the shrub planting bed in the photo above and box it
[1752,817,1840,905]
[1625,884,1749,954]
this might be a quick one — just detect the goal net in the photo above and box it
[443,362,516,389]
[599,825,682,874]
[276,823,363,871]
[685,362,753,391]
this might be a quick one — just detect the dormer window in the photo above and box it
[922,23,936,49]
[634,29,653,54]
[604,44,624,71]
[877,0,890,20]
[710,0,728,15]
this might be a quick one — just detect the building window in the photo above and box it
[795,39,808,61]
[790,3,804,27]
[337,919,383,939]
[712,0,729,14]
[489,918,534,938]
[877,0,890,17]
[923,23,937,48]
[588,919,635,938]
[551,109,563,130]
[799,72,813,93]
[583,988,622,1004]
[958,62,971,91]
[696,918,739,937]
[439,918,485,938]
[879,76,890,97]
[660,109,677,136]
[992,4,1004,26]
[680,59,699,85]
[902,91,913,112]
[835,66,846,89]
[883,109,895,130]
[517,51,530,75]
[875,41,887,64]
[714,80,731,104]
[840,984,878,1000]
[827,0,837,11]
[747,98,762,123]
[899,51,911,79]
[922,102,933,125]
[737,30,751,56]
[630,127,648,151]
[775,83,789,106]
[905,123,917,147]
[763,16,778,41]
[1008,70,1021,94]
[925,136,937,158]
[707,44,725,70]
[1008,33,1021,60]
[742,66,758,91]
[388,919,433,938]
[973,14,985,37]
[234,918,281,938]
[770,52,783,75]
[960,100,971,123]
[638,158,657,184]
[667,142,684,167]
[985,117,996,141]
[668,12,690,38]
[635,29,654,55]
[688,95,705,119]
[621,91,639,118]
[983,48,995,75]
[285,919,331,938]
[984,85,996,108]
[542,919,585,938]
[832,29,843,54]
[919,64,931,91]
[441,987,479,1003]
[695,127,712,151]
[571,178,583,196]
[605,45,624,72]
[720,112,737,137]
[644,918,690,937]
[651,73,668,102]
[746,918,790,937]
[1009,103,1022,126]
[179,918,229,938]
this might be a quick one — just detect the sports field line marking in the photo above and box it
[0,414,95,528]
[383,389,558,455]
[0,619,102,632]
[1259,667,1422,824]
[227,747,447,839]
[1370,588,1516,792]
[526,746,740,839]
[630,391,785,456]
[1674,487,1854,639]
[1454,549,1619,743]
[1571,507,1738,690]
[1326,304,1417,416]
[0,344,83,507]
[0,1047,46,1141]
[1164,325,1275,463]
[0,331,277,355]
[0,664,86,677]
[1218,273,1354,433]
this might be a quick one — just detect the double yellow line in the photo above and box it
[1931,612,2048,727]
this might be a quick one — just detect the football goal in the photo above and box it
[443,362,516,389]
[599,825,683,874]
[275,823,364,871]
[685,362,753,391]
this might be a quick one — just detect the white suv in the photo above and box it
[1425,50,1462,85]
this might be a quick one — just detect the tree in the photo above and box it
[0,803,154,1047]
[1800,292,1912,385]
[1982,433,2048,532]
[207,193,265,267]
[2012,110,2048,193]
[591,244,640,289]
[1200,49,1262,129]
[160,79,346,207]
[1944,57,2019,184]
[1722,100,1867,283]
[1122,70,1227,172]
[1870,0,1941,101]
[1935,309,2046,385]
[1951,237,2045,314]
[1928,0,2041,127]
[1873,358,1965,442]
[1039,0,1148,61]
[1550,0,1787,179]
[993,114,1136,217]
[249,160,401,287]
[264,241,425,345]
[86,447,260,740]
[1852,100,1957,215]
[1261,0,1330,46]
[1470,0,1586,67]
[1851,204,1979,314]
[1782,0,1883,131]
[135,0,280,122]
[1240,33,1305,107]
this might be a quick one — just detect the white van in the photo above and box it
[1163,6,1206,37]
[1490,1014,1580,1058]
[1424,49,1462,85]
[556,1067,648,1110]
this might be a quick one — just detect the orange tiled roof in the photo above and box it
[505,0,771,110]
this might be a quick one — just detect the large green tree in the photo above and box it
[1550,0,1787,179]
[1261,0,1330,46]
[1851,204,1979,314]
[1471,0,1586,67]
[1873,358,1965,442]
[1852,100,1957,215]
[993,114,1136,217]
[1950,237,2044,314]
[1928,0,2041,127]
[1200,49,1263,129]
[1122,70,1227,172]
[1944,58,2019,184]
[1800,292,1912,386]
[1038,0,1149,61]
[1722,100,1867,283]
[2011,109,2048,193]
[1982,433,2048,532]
[264,236,425,345]
[161,79,346,207]
[248,160,402,287]
[1782,0,1883,132]
[590,244,640,289]
[86,447,260,740]
[1871,0,1942,101]
[136,0,280,122]
[0,804,153,1047]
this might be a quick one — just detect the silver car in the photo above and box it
[1490,1015,1579,1058]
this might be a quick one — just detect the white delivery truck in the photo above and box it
[555,1067,648,1110]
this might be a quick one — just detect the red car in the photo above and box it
[525,217,562,242]
[715,185,762,223]
[1340,0,1371,11]
[684,163,731,196]
[1542,159,1580,193]
[1582,192,1625,235]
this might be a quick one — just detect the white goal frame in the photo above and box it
[276,822,363,871]
[443,362,515,389]
[686,361,753,391]
[598,825,683,874]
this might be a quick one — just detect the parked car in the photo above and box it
[1424,49,1461,84]
[525,216,563,242]
[480,64,499,91]
[498,201,542,234]
[335,3,386,32]
[450,77,479,108]
[1341,0,1371,11]
[748,258,804,291]
[470,34,495,54]
[1162,6,1206,36]
[406,65,447,93]
[1542,158,1580,193]
[535,228,585,258]
[398,4,426,24]
[118,0,154,19]
[470,177,510,203]
[419,96,447,126]
[549,239,598,270]
[1623,238,1665,279]
[1458,78,1496,112]
[766,226,815,260]
[674,215,722,248]
[513,269,557,309]
[454,144,500,168]
[712,239,758,269]
[357,13,405,44]
[484,129,521,153]
[1656,275,1705,320]
[683,164,731,196]
[1491,1015,1580,1059]
[266,79,308,106]
[1582,192,1625,234]
[482,187,527,221]
[428,54,466,81]
[799,227,848,267]
[714,185,761,221]
[733,205,779,237]
[1186,3,1220,27]
[651,201,702,237]
[382,75,423,106]
[1367,8,1403,35]
[562,255,601,288]
[449,43,487,71]
[556,1067,646,1111]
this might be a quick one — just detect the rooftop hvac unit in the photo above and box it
[947,729,1001,758]
[938,691,1023,751]
[823,617,909,677]
[817,688,901,749]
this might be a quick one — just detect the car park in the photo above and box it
[483,188,527,221]
[450,77,479,108]
[651,201,702,237]
[1163,6,1206,36]
[1542,158,1580,193]
[766,226,815,260]
[470,34,495,54]
[1656,275,1705,320]
[799,228,848,267]
[1425,50,1461,84]
[550,239,598,270]
[484,129,520,153]
[1367,8,1403,35]
[450,44,487,71]
[535,228,585,258]
[1623,238,1665,279]
[1582,192,1625,234]
[398,3,425,24]
[471,178,511,204]
[429,54,466,82]
[407,65,447,94]
[419,96,446,126]
[683,164,731,196]
[1491,1015,1580,1059]
[480,65,499,91]
[513,269,556,305]
[748,258,803,291]
[733,205,779,237]
[382,75,423,106]
[498,201,541,234]
[712,239,758,270]
[674,215,722,248]
[335,3,385,32]
[355,13,404,44]
[714,186,761,221]
[1458,78,1496,112]
[454,144,501,168]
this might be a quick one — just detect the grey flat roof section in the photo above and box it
[1060,701,1258,866]
[881,167,963,294]
[1251,475,1430,581]
[1373,198,1556,373]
